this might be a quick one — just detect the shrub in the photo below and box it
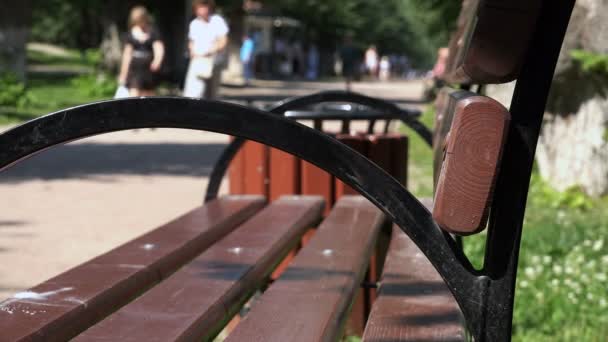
[0,73,35,108]
[70,73,117,98]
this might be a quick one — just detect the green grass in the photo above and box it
[401,105,608,341]
[0,46,114,125]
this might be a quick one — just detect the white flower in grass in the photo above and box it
[524,267,536,278]
[565,266,574,275]
[584,240,592,247]
[543,256,552,264]
[593,239,604,252]
[520,280,529,288]
[587,293,594,301]
[600,299,607,308]
[551,279,559,287]
[587,260,596,269]
[575,255,585,264]
[568,292,578,303]
[553,265,563,274]
[595,273,607,282]
[531,255,541,263]
[602,255,608,264]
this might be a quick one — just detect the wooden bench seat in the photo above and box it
[225,196,387,342]
[0,196,266,341]
[363,226,465,342]
[75,196,324,341]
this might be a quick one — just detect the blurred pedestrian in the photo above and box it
[365,45,378,79]
[379,56,391,81]
[306,43,320,80]
[118,5,165,97]
[183,0,229,99]
[339,33,359,91]
[240,33,255,85]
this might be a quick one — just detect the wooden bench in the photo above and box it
[0,1,576,341]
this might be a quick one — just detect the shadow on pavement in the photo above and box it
[0,142,227,182]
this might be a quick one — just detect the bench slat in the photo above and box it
[74,196,325,342]
[225,196,386,342]
[363,224,465,342]
[0,196,265,342]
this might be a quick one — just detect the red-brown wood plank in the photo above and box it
[334,134,367,200]
[301,160,334,215]
[433,94,510,235]
[225,196,386,342]
[229,138,246,194]
[0,196,266,342]
[445,0,542,84]
[75,196,325,342]
[242,141,270,197]
[363,225,466,342]
[269,148,300,201]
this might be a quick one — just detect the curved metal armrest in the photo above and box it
[0,98,483,331]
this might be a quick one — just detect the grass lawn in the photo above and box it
[0,47,113,126]
[401,106,608,341]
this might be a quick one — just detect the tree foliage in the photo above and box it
[29,0,461,68]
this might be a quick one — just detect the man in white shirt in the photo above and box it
[183,0,229,99]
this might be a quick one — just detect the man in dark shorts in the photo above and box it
[339,33,360,92]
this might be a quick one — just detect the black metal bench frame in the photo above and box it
[0,1,574,341]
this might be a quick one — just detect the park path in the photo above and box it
[0,79,425,300]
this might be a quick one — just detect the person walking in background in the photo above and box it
[379,56,391,81]
[365,45,378,79]
[339,33,359,92]
[306,43,320,80]
[183,0,229,99]
[240,33,255,86]
[118,5,165,97]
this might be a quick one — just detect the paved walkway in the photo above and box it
[0,80,425,300]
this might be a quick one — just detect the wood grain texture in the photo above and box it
[225,196,387,342]
[433,89,475,190]
[242,141,270,197]
[433,94,510,235]
[75,196,325,342]
[0,196,266,342]
[269,148,301,201]
[229,138,246,194]
[301,160,334,215]
[445,0,542,84]
[362,225,465,342]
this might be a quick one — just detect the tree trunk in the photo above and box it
[0,0,31,81]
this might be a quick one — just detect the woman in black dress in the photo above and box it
[118,6,165,96]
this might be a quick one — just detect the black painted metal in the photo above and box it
[477,1,576,341]
[0,98,478,323]
[204,90,432,202]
